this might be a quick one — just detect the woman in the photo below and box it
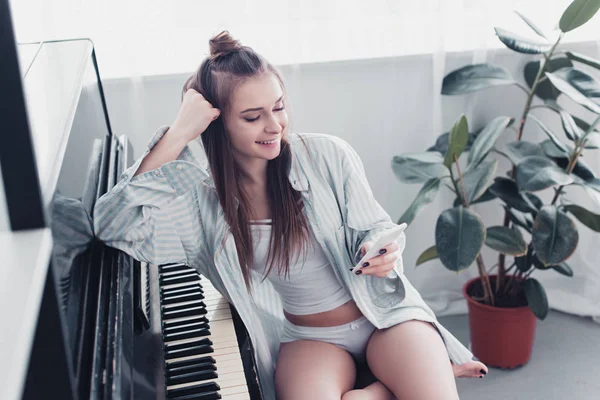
[94,31,488,400]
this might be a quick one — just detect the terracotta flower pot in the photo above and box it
[462,275,537,369]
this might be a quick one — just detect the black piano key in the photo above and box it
[163,319,210,335]
[168,391,221,400]
[162,304,207,320]
[161,284,204,298]
[162,291,204,305]
[159,263,191,273]
[166,382,220,399]
[166,338,212,352]
[167,360,216,375]
[164,328,211,342]
[163,300,205,312]
[166,355,216,369]
[163,315,209,329]
[165,343,213,359]
[159,269,200,280]
[160,273,201,286]
[166,369,218,386]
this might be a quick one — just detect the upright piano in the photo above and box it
[0,11,264,399]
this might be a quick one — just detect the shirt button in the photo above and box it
[176,164,183,170]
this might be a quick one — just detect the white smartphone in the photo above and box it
[351,223,407,274]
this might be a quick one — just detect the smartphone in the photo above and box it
[351,223,407,274]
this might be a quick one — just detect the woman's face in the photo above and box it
[224,72,289,165]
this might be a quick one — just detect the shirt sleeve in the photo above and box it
[93,126,209,269]
[339,138,406,279]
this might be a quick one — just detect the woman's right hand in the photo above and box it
[169,88,221,143]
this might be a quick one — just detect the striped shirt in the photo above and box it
[93,126,474,399]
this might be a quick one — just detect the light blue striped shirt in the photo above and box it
[94,126,474,399]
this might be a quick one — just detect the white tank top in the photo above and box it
[249,219,352,315]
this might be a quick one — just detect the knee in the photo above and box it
[342,389,369,400]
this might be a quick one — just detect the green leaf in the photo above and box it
[566,50,600,71]
[459,160,498,205]
[516,156,574,192]
[551,262,574,277]
[524,278,549,320]
[559,0,600,32]
[514,10,548,39]
[435,207,486,272]
[515,246,534,272]
[489,177,538,213]
[428,131,477,154]
[552,156,596,182]
[540,139,570,158]
[454,188,497,207]
[392,152,448,184]
[444,115,469,168]
[494,27,551,54]
[546,69,600,114]
[504,206,533,232]
[468,116,512,168]
[529,115,569,153]
[503,141,546,165]
[558,109,584,141]
[573,116,600,148]
[398,178,442,226]
[524,57,574,101]
[485,226,528,256]
[442,64,516,95]
[416,245,439,266]
[564,204,600,231]
[532,205,579,265]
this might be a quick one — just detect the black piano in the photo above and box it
[0,4,263,398]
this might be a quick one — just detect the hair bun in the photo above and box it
[209,30,242,60]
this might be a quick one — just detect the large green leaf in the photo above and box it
[514,10,548,39]
[428,131,477,154]
[494,27,551,54]
[529,115,569,153]
[558,109,584,141]
[524,57,573,100]
[552,156,596,182]
[444,115,469,167]
[540,139,571,158]
[503,141,546,165]
[398,178,441,226]
[532,206,579,265]
[552,262,574,277]
[416,245,439,266]
[524,278,549,320]
[458,160,498,205]
[453,188,497,208]
[392,152,448,183]
[573,115,600,148]
[485,226,528,255]
[559,0,600,32]
[489,177,538,213]
[515,246,534,272]
[442,64,516,95]
[546,69,600,114]
[566,51,600,71]
[468,116,512,168]
[564,204,600,231]
[516,156,574,192]
[435,207,486,272]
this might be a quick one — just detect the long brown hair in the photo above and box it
[182,30,312,292]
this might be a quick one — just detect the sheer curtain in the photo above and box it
[9,0,599,322]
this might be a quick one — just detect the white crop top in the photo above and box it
[249,219,352,315]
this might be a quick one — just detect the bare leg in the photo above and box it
[366,320,459,400]
[275,340,356,400]
[342,381,395,400]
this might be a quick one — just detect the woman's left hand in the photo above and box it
[355,240,402,277]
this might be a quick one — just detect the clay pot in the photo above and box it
[462,275,537,368]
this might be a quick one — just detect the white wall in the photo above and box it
[100,40,600,316]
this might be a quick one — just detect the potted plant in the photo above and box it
[392,0,600,368]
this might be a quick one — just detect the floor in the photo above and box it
[438,310,600,400]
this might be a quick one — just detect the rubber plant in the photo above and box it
[393,0,600,319]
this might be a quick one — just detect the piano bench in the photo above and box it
[353,360,378,389]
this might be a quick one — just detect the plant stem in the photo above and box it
[551,138,588,205]
[496,32,564,294]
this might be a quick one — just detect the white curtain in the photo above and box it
[9,0,600,323]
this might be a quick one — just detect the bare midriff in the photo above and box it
[283,300,364,327]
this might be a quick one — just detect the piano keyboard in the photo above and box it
[158,263,250,399]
